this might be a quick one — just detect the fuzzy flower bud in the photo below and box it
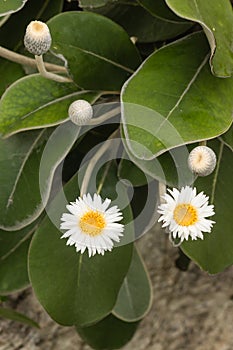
[68,100,93,126]
[188,145,217,176]
[24,20,52,56]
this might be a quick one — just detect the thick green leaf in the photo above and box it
[139,0,188,21]
[0,307,39,328]
[0,0,28,16]
[113,246,152,322]
[48,12,141,90]
[138,0,192,40]
[79,0,110,7]
[0,237,30,294]
[29,166,133,326]
[0,121,82,230]
[0,224,36,294]
[0,130,45,229]
[118,157,148,187]
[0,74,100,136]
[181,139,233,274]
[122,134,194,187]
[89,1,192,43]
[166,0,233,77]
[122,32,233,159]
[76,314,139,350]
[0,62,24,97]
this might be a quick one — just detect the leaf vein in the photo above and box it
[58,43,134,74]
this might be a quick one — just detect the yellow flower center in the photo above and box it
[79,210,106,236]
[173,204,198,226]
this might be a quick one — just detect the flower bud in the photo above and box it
[188,145,217,176]
[24,20,52,56]
[68,100,93,126]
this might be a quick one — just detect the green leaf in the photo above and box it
[79,0,111,7]
[0,74,100,136]
[118,157,148,187]
[29,166,133,326]
[0,62,24,98]
[113,246,152,322]
[0,120,82,230]
[0,0,28,16]
[88,1,192,43]
[0,130,44,229]
[165,0,233,77]
[48,12,141,90]
[0,307,39,328]
[0,237,30,295]
[138,0,192,41]
[122,32,233,159]
[181,139,233,274]
[76,314,139,350]
[122,134,194,187]
[139,0,188,21]
[0,223,37,294]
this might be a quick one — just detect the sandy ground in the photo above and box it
[1,222,233,350]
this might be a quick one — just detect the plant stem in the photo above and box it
[199,140,207,146]
[80,129,120,196]
[0,46,67,73]
[88,106,121,125]
[35,55,72,83]
[97,161,113,194]
[0,15,11,27]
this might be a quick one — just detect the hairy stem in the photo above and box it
[80,129,120,196]
[35,55,72,83]
[88,106,121,125]
[199,140,207,146]
[0,46,67,73]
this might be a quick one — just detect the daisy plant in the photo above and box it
[0,1,232,349]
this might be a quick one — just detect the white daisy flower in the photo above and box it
[60,193,124,257]
[157,186,215,243]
